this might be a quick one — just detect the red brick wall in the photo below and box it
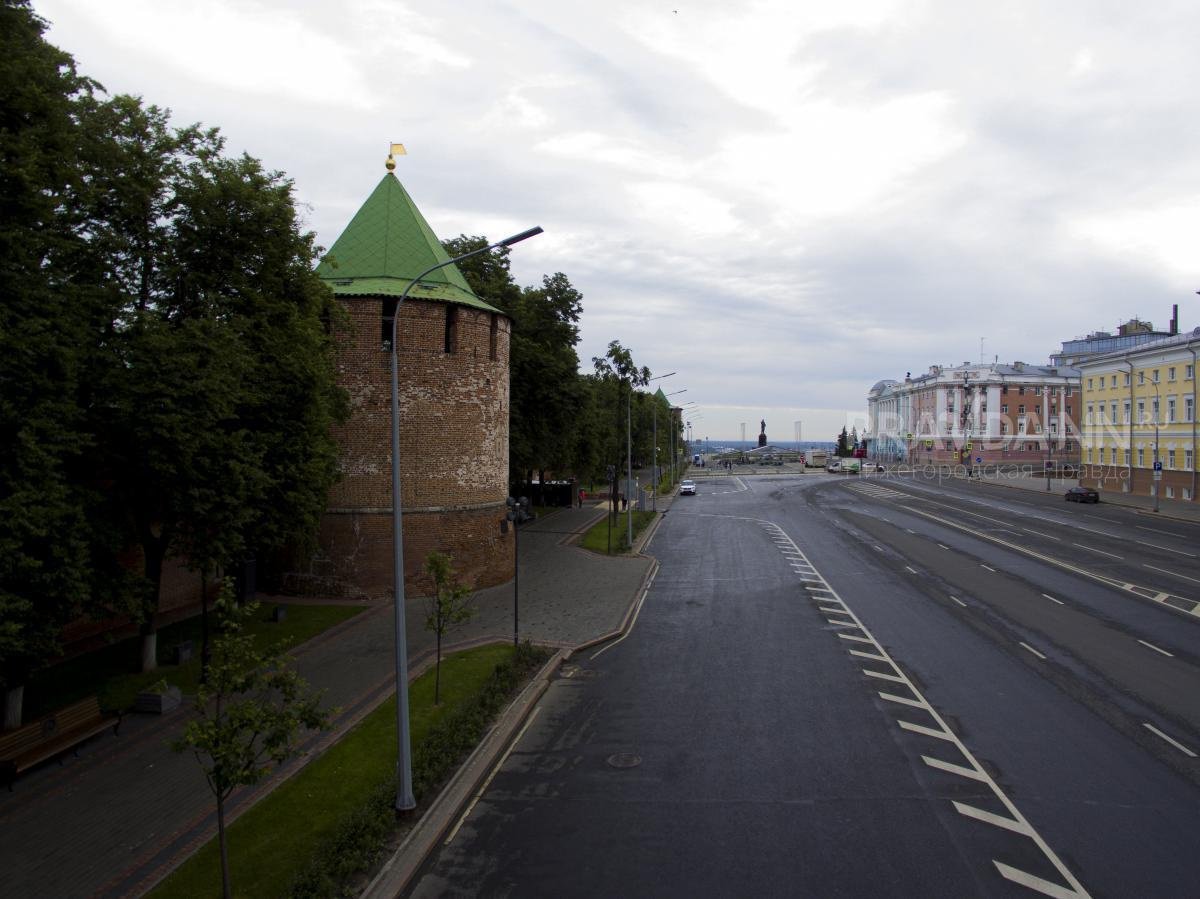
[304,296,513,596]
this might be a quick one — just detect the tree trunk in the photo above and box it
[217,791,232,899]
[139,536,167,673]
[3,685,24,730]
[200,572,210,683]
[434,628,442,705]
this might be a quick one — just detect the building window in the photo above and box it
[1168,366,1176,382]
[1065,386,1073,396]
[1095,406,1104,424]
[1152,399,1160,423]
[1111,375,1117,388]
[1123,373,1130,386]
[1187,396,1195,423]
[1085,404,1093,425]
[1187,449,1194,470]
[1137,400,1145,423]
[1019,404,1026,414]
[1124,448,1131,466]
[1066,404,1072,415]
[1138,447,1145,467]
[1035,386,1043,395]
[1109,403,1117,424]
[1001,403,1008,414]
[1187,364,1194,380]
[1019,386,1026,395]
[1087,378,1093,390]
[1035,423,1043,433]
[444,305,458,353]
[380,297,399,351]
[1123,400,1130,423]
[1168,449,1177,468]
[1001,422,1008,434]
[1138,371,1145,385]
[1152,369,1160,383]
[1168,398,1176,423]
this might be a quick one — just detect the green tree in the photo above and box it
[0,0,115,726]
[423,552,476,705]
[174,583,329,899]
[70,97,346,670]
[836,427,850,457]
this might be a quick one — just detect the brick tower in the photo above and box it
[303,168,513,597]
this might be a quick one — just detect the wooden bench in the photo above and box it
[0,696,121,789]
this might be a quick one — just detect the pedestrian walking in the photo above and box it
[620,492,626,511]
[578,487,585,508]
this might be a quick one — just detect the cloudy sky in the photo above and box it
[37,0,1200,442]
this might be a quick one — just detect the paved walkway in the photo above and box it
[0,503,656,898]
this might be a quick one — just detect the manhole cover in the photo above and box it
[606,752,642,769]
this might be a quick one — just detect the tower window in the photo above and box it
[381,298,398,351]
[444,305,457,354]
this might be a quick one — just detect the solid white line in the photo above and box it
[1143,723,1197,757]
[905,566,919,574]
[1143,564,1200,586]
[590,576,654,660]
[838,633,872,644]
[826,617,857,627]
[1042,593,1065,605]
[878,691,926,708]
[952,801,1033,836]
[898,719,953,741]
[863,669,906,684]
[874,545,884,551]
[1020,642,1047,661]
[937,543,949,550]
[445,706,542,846]
[1138,639,1174,658]
[980,564,996,572]
[922,754,986,781]
[905,528,916,534]
[994,861,1083,899]
[949,595,967,608]
[817,606,844,615]
[1072,543,1123,559]
[849,649,889,663]
[1136,540,1197,558]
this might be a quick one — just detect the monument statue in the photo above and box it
[758,418,767,448]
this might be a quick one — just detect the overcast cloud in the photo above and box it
[37,0,1200,442]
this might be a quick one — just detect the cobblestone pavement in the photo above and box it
[0,502,655,898]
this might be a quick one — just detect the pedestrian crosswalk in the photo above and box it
[845,482,907,500]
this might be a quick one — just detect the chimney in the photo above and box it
[1171,304,1179,335]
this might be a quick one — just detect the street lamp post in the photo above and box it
[630,372,674,542]
[657,388,687,509]
[1152,379,1161,512]
[388,225,542,812]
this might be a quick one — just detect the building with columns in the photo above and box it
[867,361,1081,467]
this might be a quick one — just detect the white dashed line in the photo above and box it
[1143,723,1197,758]
[1073,543,1122,559]
[1041,593,1064,606]
[949,596,967,608]
[937,543,949,550]
[1143,564,1200,586]
[1137,639,1174,658]
[1135,540,1197,558]
[980,564,996,572]
[905,566,919,574]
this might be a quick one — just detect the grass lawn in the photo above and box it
[150,643,517,899]
[579,510,656,554]
[24,603,364,718]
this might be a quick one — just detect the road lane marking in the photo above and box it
[1135,540,1197,558]
[922,754,986,782]
[1143,564,1200,586]
[995,862,1084,899]
[1137,639,1174,658]
[826,617,857,627]
[1136,524,1190,538]
[905,566,919,574]
[759,517,1089,898]
[817,606,845,615]
[949,595,967,607]
[1143,723,1197,758]
[905,528,916,534]
[1019,642,1047,661]
[980,564,996,572]
[445,706,541,846]
[1072,543,1122,559]
[589,564,658,660]
[1022,528,1062,542]
[863,668,907,684]
[1042,593,1064,605]
[937,543,949,550]
[952,801,1034,836]
[899,719,953,741]
[849,649,889,663]
[874,545,884,551]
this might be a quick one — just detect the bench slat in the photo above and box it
[1,695,119,787]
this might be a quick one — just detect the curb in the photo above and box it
[361,648,566,899]
[963,474,1200,524]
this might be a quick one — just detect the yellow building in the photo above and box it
[1078,328,1200,501]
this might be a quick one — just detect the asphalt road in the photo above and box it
[407,474,1200,897]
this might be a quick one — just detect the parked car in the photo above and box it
[826,459,842,473]
[679,479,696,495]
[1064,486,1100,504]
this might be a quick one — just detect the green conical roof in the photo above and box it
[317,174,499,312]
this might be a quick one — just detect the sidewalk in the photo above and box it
[0,502,656,898]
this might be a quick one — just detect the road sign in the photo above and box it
[906,433,913,439]
[1154,470,1163,481]
[1153,461,1163,471]
[975,456,982,464]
